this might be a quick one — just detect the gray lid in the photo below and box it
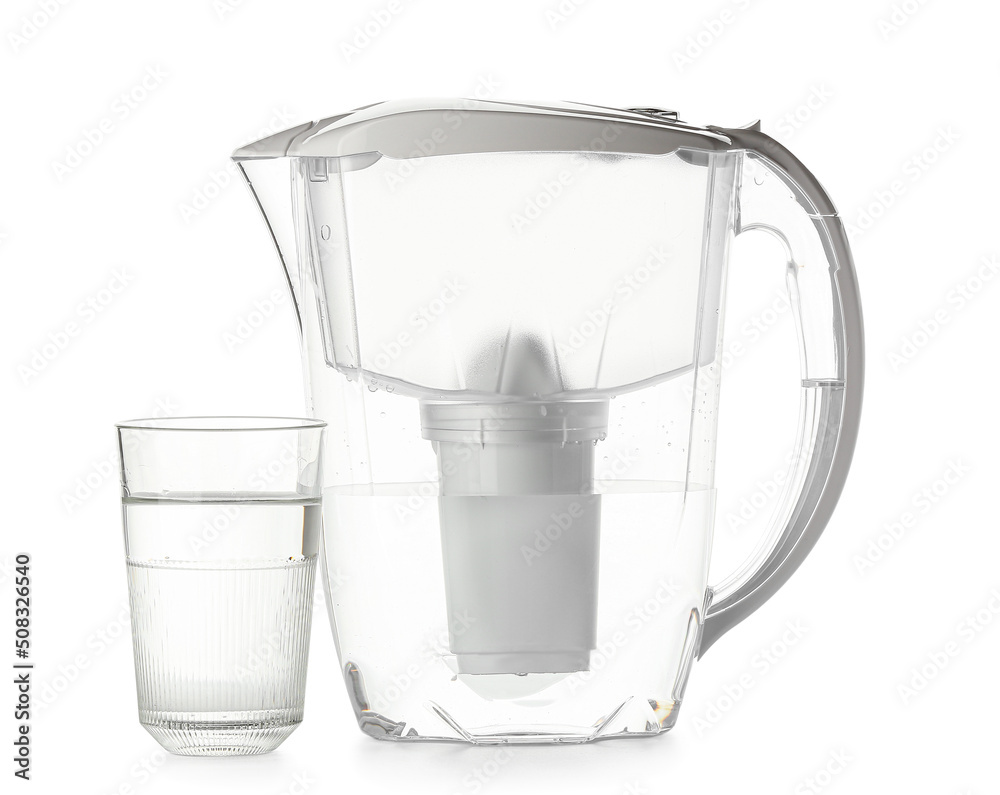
[232,98,735,161]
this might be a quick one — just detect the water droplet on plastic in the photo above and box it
[367,385,378,392]
[386,385,395,393]
[320,224,331,240]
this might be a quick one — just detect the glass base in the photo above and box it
[140,709,301,756]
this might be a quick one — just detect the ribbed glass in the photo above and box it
[116,417,325,756]
[127,553,316,755]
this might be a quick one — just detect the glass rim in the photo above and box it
[115,416,326,432]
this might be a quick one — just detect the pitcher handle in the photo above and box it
[698,126,865,655]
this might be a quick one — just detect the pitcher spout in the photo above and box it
[233,153,306,334]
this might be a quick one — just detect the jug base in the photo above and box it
[354,697,682,745]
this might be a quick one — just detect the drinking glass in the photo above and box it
[116,416,325,756]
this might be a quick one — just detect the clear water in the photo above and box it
[123,496,319,755]
[322,482,713,741]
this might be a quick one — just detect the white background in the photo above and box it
[3,1,1000,793]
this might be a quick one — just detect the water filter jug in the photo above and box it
[233,99,863,743]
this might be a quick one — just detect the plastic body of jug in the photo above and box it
[233,99,863,743]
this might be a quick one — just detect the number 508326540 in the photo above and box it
[14,554,30,657]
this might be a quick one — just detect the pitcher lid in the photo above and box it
[231,98,738,161]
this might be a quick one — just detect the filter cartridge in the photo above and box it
[421,398,608,675]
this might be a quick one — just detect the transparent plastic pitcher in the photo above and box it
[233,99,863,743]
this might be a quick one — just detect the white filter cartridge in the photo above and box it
[421,399,608,675]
